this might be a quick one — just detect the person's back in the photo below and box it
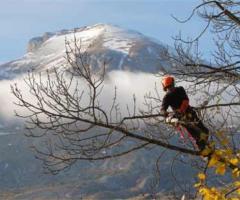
[161,86,189,113]
[160,75,209,151]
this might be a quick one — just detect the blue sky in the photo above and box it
[0,0,208,63]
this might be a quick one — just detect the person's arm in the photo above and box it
[178,87,189,113]
[179,99,189,113]
[161,95,169,117]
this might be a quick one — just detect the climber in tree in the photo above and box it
[160,75,209,151]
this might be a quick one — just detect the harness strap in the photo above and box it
[176,125,198,149]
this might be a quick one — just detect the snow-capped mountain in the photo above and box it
[0,24,172,79]
[0,24,189,199]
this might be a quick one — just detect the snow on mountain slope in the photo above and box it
[0,24,172,79]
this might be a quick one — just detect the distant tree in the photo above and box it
[12,1,240,199]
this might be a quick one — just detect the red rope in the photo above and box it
[176,125,198,149]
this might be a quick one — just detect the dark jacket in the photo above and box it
[161,86,189,113]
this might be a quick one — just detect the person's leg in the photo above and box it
[184,125,207,151]
[186,108,209,150]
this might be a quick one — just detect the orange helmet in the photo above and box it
[162,75,174,91]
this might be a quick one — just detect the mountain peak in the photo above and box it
[27,32,55,52]
[26,23,144,53]
[0,24,173,79]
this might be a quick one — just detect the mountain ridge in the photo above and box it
[0,23,172,79]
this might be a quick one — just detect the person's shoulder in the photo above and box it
[176,86,185,91]
[176,86,184,89]
[174,86,187,95]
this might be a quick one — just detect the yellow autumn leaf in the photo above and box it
[198,172,206,180]
[234,181,240,187]
[215,149,224,156]
[200,187,223,200]
[194,182,201,187]
[230,158,239,166]
[215,164,226,175]
[201,147,212,156]
[232,168,240,178]
[208,155,219,167]
[199,187,209,195]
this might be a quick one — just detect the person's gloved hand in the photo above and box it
[160,110,169,117]
[166,117,179,124]
[165,116,172,123]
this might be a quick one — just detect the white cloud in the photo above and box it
[0,71,160,120]
[0,71,239,130]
